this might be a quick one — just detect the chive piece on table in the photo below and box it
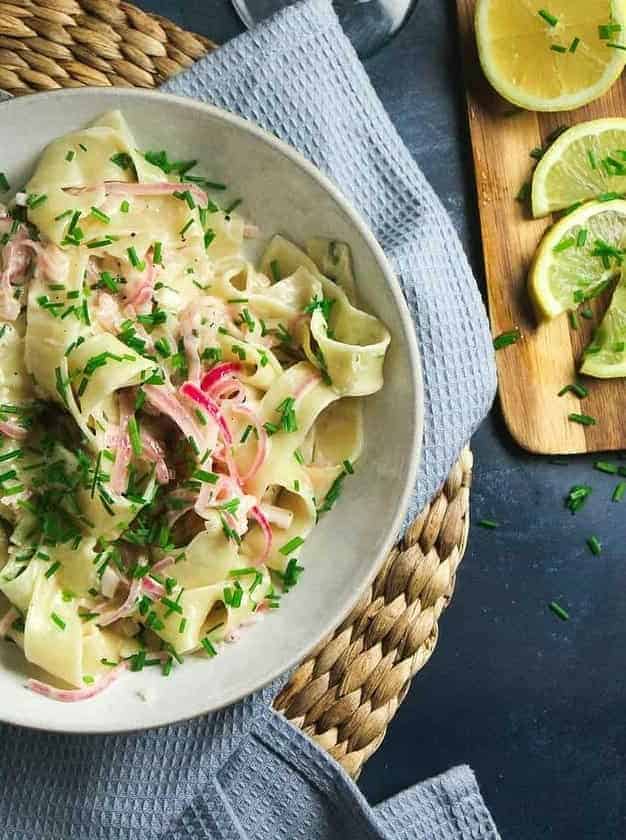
[550,44,567,53]
[594,460,617,475]
[477,518,498,529]
[538,9,558,26]
[568,412,596,426]
[612,481,626,502]
[586,535,602,555]
[493,328,521,350]
[548,601,569,621]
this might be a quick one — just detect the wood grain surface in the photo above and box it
[457,0,626,454]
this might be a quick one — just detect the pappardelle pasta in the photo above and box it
[0,112,390,701]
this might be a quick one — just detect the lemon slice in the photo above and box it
[475,0,626,112]
[529,199,626,320]
[581,269,626,377]
[532,118,626,216]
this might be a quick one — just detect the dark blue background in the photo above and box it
[144,1,626,836]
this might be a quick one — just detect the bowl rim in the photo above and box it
[0,87,424,734]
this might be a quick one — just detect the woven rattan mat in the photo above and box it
[0,0,473,779]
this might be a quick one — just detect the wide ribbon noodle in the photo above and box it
[0,112,390,700]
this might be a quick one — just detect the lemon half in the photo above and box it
[475,0,626,112]
[529,199,626,320]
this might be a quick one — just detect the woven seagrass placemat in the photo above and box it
[0,0,473,779]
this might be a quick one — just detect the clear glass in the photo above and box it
[231,0,416,58]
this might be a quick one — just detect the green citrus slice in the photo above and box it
[529,199,626,320]
[581,270,626,377]
[532,118,626,217]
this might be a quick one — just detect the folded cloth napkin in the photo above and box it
[0,1,498,838]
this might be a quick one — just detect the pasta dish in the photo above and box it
[0,112,390,701]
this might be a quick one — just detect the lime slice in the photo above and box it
[581,270,626,377]
[475,0,626,113]
[529,199,626,320]
[532,118,626,217]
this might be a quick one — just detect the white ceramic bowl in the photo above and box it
[0,89,422,733]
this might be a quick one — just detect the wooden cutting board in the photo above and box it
[456,0,626,454]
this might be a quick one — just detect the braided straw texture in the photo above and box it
[275,447,472,778]
[0,0,473,778]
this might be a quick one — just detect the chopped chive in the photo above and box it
[26,193,47,209]
[294,448,304,465]
[0,173,9,192]
[179,617,187,634]
[99,271,119,293]
[270,260,281,283]
[161,596,183,615]
[224,198,242,215]
[569,37,580,52]
[120,200,130,213]
[477,518,498,529]
[594,460,617,474]
[599,23,621,39]
[612,481,626,502]
[598,191,622,201]
[54,209,73,222]
[563,201,583,215]
[493,328,521,350]
[240,425,253,444]
[588,150,597,169]
[576,229,587,247]
[607,42,626,50]
[548,601,569,621]
[203,229,215,250]
[550,44,567,53]
[538,9,558,26]
[86,238,113,249]
[554,237,575,253]
[44,561,62,578]
[51,612,66,630]
[566,484,592,513]
[558,382,588,398]
[201,637,217,657]
[153,241,163,266]
[127,416,141,457]
[568,310,579,330]
[279,536,304,555]
[192,469,219,484]
[90,206,110,224]
[127,246,145,270]
[586,535,602,555]
[580,307,593,319]
[180,217,194,237]
[568,412,596,426]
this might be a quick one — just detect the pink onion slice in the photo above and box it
[232,404,267,485]
[140,428,170,484]
[249,504,272,565]
[101,180,208,207]
[200,362,241,393]
[180,382,233,446]
[0,607,19,638]
[258,503,293,530]
[143,385,206,453]
[110,392,134,494]
[0,419,27,440]
[26,662,128,703]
